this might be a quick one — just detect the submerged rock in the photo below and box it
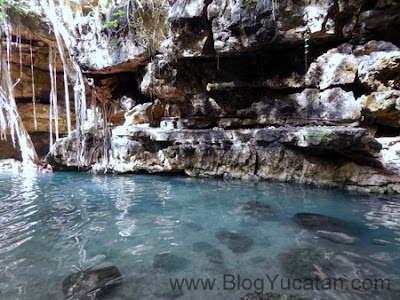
[242,201,274,221]
[279,247,335,280]
[153,253,189,272]
[316,230,357,245]
[242,292,312,300]
[216,230,254,253]
[193,242,223,264]
[292,213,359,235]
[182,221,204,232]
[62,266,121,300]
[153,287,184,299]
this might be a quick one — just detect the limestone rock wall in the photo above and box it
[4,0,400,192]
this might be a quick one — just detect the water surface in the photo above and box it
[0,172,399,299]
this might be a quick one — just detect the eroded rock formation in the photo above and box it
[2,0,400,192]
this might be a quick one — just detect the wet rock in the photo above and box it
[242,201,274,221]
[279,247,335,280]
[216,230,254,253]
[50,126,400,194]
[193,242,223,264]
[292,213,360,235]
[62,266,122,300]
[153,253,189,272]
[316,230,357,245]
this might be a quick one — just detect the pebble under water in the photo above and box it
[0,171,400,299]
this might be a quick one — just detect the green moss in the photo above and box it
[305,129,334,138]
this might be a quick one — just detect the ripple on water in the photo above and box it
[0,172,400,299]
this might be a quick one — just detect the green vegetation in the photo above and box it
[305,129,334,138]
[112,9,125,17]
[86,0,169,56]
[243,0,264,11]
[103,19,118,29]
[0,0,27,24]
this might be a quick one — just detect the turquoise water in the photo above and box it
[0,172,400,300]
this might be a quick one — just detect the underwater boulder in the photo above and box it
[62,266,121,300]
[153,253,189,272]
[182,221,204,232]
[242,292,312,300]
[279,247,335,280]
[242,201,274,221]
[193,242,223,264]
[216,230,254,253]
[292,213,359,235]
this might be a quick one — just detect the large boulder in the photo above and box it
[305,45,358,89]
[357,43,400,91]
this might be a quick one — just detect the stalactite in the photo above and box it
[29,39,37,130]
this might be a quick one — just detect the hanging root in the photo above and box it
[0,13,39,168]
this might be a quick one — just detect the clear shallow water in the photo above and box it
[0,172,400,300]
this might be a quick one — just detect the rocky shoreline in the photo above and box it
[45,124,400,194]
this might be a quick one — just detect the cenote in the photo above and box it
[0,172,399,300]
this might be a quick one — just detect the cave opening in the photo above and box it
[375,125,400,138]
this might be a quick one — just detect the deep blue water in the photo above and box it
[0,171,400,299]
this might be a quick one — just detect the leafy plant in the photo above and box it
[113,9,124,17]
[103,19,118,29]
